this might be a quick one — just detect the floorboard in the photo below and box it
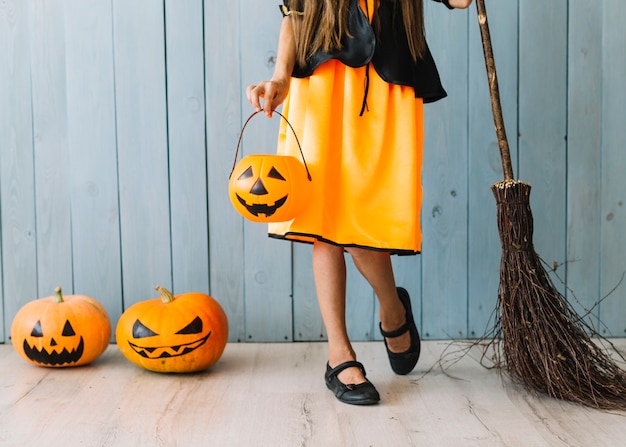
[1,340,625,447]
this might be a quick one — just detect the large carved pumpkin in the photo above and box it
[229,154,312,222]
[115,286,228,373]
[10,287,112,367]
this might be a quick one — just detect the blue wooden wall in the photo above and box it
[1,0,625,343]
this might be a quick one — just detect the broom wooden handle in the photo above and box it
[476,0,515,181]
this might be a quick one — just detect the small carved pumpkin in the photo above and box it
[229,154,312,222]
[10,287,112,367]
[115,286,228,373]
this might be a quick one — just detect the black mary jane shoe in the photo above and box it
[325,361,380,405]
[379,287,421,375]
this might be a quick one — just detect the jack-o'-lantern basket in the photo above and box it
[228,110,312,223]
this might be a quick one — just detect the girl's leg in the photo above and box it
[346,248,411,353]
[313,241,366,385]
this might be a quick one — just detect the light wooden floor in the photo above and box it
[1,340,626,447]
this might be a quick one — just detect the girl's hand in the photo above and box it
[246,77,290,118]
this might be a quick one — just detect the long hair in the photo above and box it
[288,0,426,67]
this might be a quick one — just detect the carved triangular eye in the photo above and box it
[268,166,286,180]
[175,316,203,335]
[238,166,254,180]
[132,319,159,338]
[62,321,76,336]
[250,178,268,195]
[31,320,44,337]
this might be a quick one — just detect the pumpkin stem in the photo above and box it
[155,285,175,304]
[54,286,64,303]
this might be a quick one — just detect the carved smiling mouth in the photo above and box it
[127,333,211,359]
[236,194,288,217]
[23,338,85,366]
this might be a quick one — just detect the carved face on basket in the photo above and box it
[115,288,228,373]
[228,154,311,223]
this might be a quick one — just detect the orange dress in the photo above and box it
[269,0,425,255]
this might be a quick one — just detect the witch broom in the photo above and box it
[476,0,626,410]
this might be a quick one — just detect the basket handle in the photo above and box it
[229,110,312,181]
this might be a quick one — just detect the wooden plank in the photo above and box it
[518,0,568,288]
[0,0,38,342]
[112,0,172,305]
[2,0,626,344]
[565,0,603,325]
[29,0,73,297]
[242,221,293,342]
[3,341,626,446]
[205,0,245,342]
[293,244,326,341]
[467,0,519,338]
[164,0,210,295]
[599,0,626,336]
[421,3,471,339]
[238,1,292,342]
[64,0,123,329]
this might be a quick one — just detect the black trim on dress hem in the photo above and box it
[268,232,421,256]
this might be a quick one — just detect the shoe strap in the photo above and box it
[380,287,413,338]
[326,361,366,381]
[379,320,411,338]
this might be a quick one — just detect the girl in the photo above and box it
[247,0,472,405]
